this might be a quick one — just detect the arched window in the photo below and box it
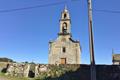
[63,22,67,27]
[62,22,67,33]
[64,13,67,19]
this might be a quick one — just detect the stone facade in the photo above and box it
[112,54,120,65]
[48,6,81,64]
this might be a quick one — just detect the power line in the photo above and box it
[0,1,67,13]
[90,0,120,14]
[0,0,120,14]
[94,9,120,14]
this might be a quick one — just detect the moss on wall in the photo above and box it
[0,63,120,80]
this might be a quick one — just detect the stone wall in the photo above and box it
[48,37,81,64]
[0,63,120,80]
[0,62,9,72]
[1,62,30,77]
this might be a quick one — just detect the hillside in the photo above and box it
[0,58,13,62]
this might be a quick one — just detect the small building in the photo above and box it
[112,54,120,65]
[48,6,81,64]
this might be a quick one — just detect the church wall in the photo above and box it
[48,38,81,64]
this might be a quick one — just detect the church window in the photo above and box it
[63,22,67,27]
[64,13,67,19]
[62,47,66,53]
[62,22,67,33]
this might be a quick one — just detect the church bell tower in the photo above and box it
[59,6,71,36]
[48,6,81,64]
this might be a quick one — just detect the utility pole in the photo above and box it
[87,0,96,80]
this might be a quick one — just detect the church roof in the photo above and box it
[69,38,79,43]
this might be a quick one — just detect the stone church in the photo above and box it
[48,6,81,64]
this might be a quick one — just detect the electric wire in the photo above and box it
[94,9,120,14]
[0,1,67,13]
[0,0,120,14]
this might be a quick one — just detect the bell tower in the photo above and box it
[59,6,71,36]
[48,6,81,64]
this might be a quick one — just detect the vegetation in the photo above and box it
[34,65,80,80]
[0,72,34,80]
[0,64,91,80]
[0,58,14,62]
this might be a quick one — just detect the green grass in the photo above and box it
[0,72,35,80]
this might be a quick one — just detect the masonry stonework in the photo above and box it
[48,6,81,64]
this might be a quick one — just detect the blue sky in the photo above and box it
[0,0,120,64]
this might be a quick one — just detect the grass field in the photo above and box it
[0,72,35,80]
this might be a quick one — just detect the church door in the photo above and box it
[61,58,66,64]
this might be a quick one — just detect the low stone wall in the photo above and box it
[5,63,30,77]
[0,63,120,80]
[0,62,9,72]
